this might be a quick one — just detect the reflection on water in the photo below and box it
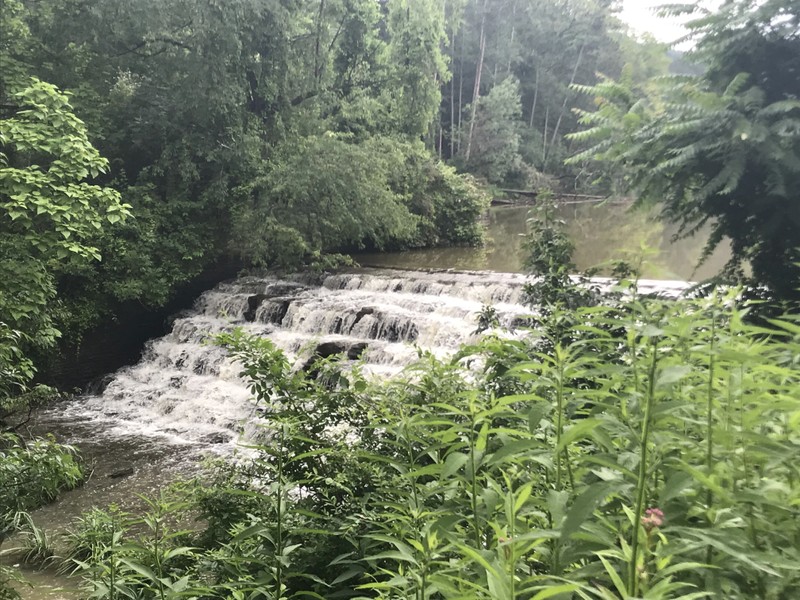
[357,203,731,281]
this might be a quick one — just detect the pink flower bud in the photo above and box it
[641,507,664,532]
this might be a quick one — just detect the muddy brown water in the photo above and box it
[4,410,220,599]
[356,203,731,280]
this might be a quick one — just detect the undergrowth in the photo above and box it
[58,200,800,598]
[65,288,800,599]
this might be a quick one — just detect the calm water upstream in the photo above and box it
[356,203,731,281]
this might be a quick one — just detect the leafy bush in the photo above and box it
[72,296,800,599]
[62,506,127,568]
[2,511,56,566]
[0,433,84,596]
[0,434,84,519]
[230,135,489,269]
[380,138,489,248]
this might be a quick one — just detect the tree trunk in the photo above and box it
[542,105,549,159]
[429,72,440,152]
[314,0,327,86]
[450,26,456,158]
[464,0,488,163]
[507,1,516,75]
[544,43,585,166]
[529,66,539,128]
[457,28,464,155]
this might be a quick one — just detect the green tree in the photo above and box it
[230,134,488,267]
[1,13,119,592]
[0,75,130,395]
[443,0,625,183]
[385,0,450,139]
[569,0,800,300]
[464,77,528,186]
[231,135,417,267]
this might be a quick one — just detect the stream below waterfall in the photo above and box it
[8,203,711,597]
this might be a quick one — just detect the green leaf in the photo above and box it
[528,402,550,433]
[561,482,616,539]
[118,558,157,582]
[657,365,692,387]
[442,451,469,478]
[556,419,601,454]
[597,554,628,598]
[530,584,580,599]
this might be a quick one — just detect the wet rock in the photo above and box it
[198,432,229,444]
[108,467,135,479]
[352,306,376,326]
[384,320,419,343]
[85,373,115,395]
[331,315,345,334]
[264,282,306,296]
[193,359,209,375]
[165,309,193,330]
[260,298,292,325]
[174,353,187,369]
[301,340,369,371]
[314,341,349,358]
[347,342,369,360]
[244,294,269,322]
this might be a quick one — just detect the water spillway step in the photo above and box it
[38,268,686,448]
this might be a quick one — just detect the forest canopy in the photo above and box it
[1,0,650,370]
[4,0,798,392]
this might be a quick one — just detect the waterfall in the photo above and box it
[38,268,686,449]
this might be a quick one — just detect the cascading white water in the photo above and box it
[38,268,687,450]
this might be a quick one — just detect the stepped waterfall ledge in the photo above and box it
[38,268,685,450]
[17,269,800,600]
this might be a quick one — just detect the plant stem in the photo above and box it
[469,407,481,548]
[705,311,717,565]
[109,523,116,600]
[509,480,517,599]
[276,424,285,600]
[555,348,565,492]
[151,508,165,600]
[629,338,659,597]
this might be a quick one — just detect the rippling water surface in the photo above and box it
[356,203,731,280]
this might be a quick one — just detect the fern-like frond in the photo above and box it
[759,100,800,117]
[723,73,752,98]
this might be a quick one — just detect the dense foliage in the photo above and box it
[569,0,800,301]
[0,0,490,363]
[0,0,686,381]
[0,432,84,595]
[436,0,673,188]
[231,135,487,269]
[0,8,108,597]
[61,288,800,599]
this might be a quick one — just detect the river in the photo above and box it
[357,203,730,281]
[6,202,720,599]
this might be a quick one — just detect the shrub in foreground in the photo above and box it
[72,290,800,599]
